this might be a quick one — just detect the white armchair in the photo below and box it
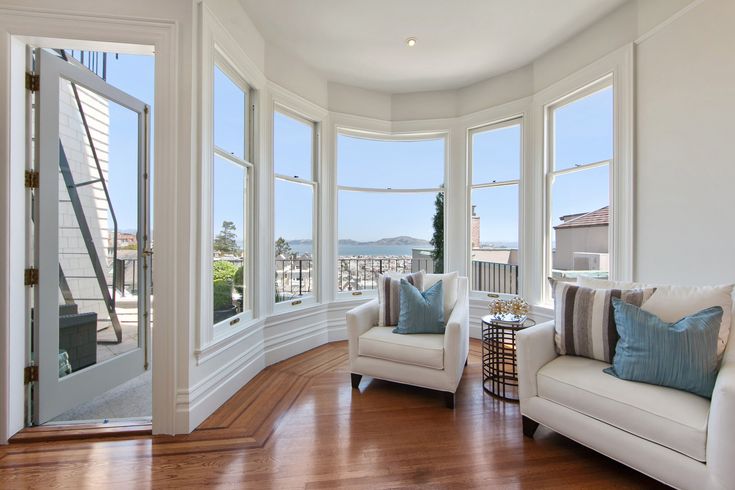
[517,320,735,490]
[346,276,469,408]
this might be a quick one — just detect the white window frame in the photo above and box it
[334,127,448,300]
[536,45,634,306]
[206,51,255,341]
[272,104,320,311]
[467,116,523,300]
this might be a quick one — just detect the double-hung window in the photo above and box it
[273,109,318,306]
[469,118,522,296]
[336,132,445,294]
[546,77,613,284]
[211,61,253,333]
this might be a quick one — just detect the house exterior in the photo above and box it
[553,206,609,273]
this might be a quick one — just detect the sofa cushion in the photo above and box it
[549,278,656,363]
[359,326,444,370]
[537,355,710,462]
[577,277,734,358]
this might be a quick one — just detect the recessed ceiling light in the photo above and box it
[406,37,417,47]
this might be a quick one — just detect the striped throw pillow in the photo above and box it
[549,278,657,363]
[377,271,425,327]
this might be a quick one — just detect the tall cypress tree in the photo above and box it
[430,192,444,273]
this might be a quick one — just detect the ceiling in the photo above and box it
[239,0,628,94]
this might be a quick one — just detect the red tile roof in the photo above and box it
[554,206,609,229]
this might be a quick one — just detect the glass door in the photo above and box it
[32,48,151,424]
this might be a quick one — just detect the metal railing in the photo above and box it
[113,258,138,297]
[273,257,436,298]
[471,260,519,295]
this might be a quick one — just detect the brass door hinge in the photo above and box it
[24,268,39,286]
[25,170,39,189]
[25,73,39,92]
[24,365,38,384]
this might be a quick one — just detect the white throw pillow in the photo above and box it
[576,277,733,357]
[424,271,459,323]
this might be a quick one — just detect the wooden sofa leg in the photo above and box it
[522,416,539,438]
[351,373,362,389]
[444,391,455,409]
[465,356,468,366]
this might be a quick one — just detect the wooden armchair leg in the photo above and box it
[522,416,539,438]
[444,391,455,409]
[351,373,362,389]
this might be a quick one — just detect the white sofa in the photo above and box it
[346,276,469,408]
[517,320,735,490]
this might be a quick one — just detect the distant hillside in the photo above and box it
[288,236,431,247]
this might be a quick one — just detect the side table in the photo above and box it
[481,314,536,402]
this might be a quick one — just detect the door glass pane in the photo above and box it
[337,190,441,291]
[214,65,246,160]
[337,135,445,189]
[553,85,613,171]
[470,185,519,294]
[57,79,141,377]
[274,178,314,303]
[550,165,610,282]
[274,111,313,179]
[212,155,247,323]
[471,123,521,184]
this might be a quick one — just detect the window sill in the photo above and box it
[196,316,262,365]
[272,295,318,315]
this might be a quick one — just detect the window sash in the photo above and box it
[468,118,523,296]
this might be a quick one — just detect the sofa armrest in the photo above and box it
[517,320,558,408]
[346,299,379,361]
[707,344,735,488]
[444,277,470,390]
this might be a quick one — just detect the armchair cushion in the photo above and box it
[538,355,710,462]
[359,326,444,370]
[377,271,425,326]
[425,271,459,322]
[394,279,445,334]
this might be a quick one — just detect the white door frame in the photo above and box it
[0,7,180,440]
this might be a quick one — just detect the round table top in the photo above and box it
[481,314,536,330]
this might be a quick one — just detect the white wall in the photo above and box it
[635,0,735,285]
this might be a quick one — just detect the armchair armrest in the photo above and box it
[444,277,470,389]
[346,299,379,360]
[517,320,557,407]
[707,345,735,488]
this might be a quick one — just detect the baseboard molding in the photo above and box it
[264,319,328,366]
[177,340,265,432]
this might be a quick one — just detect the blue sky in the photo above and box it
[103,54,612,248]
[100,53,154,233]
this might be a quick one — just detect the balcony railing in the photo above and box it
[272,258,519,299]
[471,260,518,295]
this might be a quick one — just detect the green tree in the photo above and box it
[213,220,240,255]
[430,192,444,273]
[275,236,293,257]
[213,260,238,283]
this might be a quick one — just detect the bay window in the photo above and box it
[336,132,445,294]
[210,61,253,334]
[546,78,613,285]
[273,109,318,306]
[469,118,522,296]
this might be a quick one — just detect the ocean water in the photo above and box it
[289,243,430,257]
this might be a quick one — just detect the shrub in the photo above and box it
[213,280,233,310]
[213,261,238,283]
[234,266,244,288]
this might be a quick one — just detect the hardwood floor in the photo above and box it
[0,340,666,488]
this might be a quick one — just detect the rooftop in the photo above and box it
[554,206,609,229]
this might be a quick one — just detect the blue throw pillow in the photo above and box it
[604,298,722,398]
[393,279,445,334]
